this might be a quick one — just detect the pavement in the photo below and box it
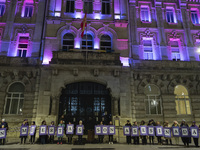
[0,144,199,150]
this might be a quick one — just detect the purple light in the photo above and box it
[21,0,34,17]
[94,13,100,20]
[120,57,129,66]
[42,49,52,64]
[54,0,62,17]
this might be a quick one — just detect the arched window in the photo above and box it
[62,33,74,51]
[174,85,191,115]
[4,82,25,115]
[82,34,93,49]
[144,84,162,114]
[100,35,111,50]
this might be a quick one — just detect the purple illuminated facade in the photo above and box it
[1,0,200,142]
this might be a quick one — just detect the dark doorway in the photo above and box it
[59,82,112,134]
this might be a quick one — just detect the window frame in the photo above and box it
[22,3,34,18]
[175,95,192,115]
[143,39,154,60]
[0,3,5,17]
[62,33,74,51]
[101,0,110,15]
[145,95,162,115]
[170,40,181,61]
[166,7,177,24]
[140,5,151,23]
[81,34,94,49]
[191,9,199,25]
[66,0,75,13]
[100,34,112,51]
[83,0,93,14]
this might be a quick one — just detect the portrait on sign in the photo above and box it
[48,126,55,135]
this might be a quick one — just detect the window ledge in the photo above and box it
[193,23,200,26]
[141,21,152,24]
[167,22,178,25]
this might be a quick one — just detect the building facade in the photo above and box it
[0,0,200,142]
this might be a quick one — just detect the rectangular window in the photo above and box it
[145,96,162,115]
[191,10,199,24]
[24,5,33,17]
[0,4,5,17]
[84,0,93,14]
[17,36,29,58]
[102,0,110,15]
[170,41,180,61]
[143,40,153,60]
[66,0,75,13]
[166,8,175,23]
[141,7,150,22]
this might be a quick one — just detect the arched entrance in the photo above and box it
[59,82,111,133]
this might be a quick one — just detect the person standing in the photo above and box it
[49,121,55,144]
[0,119,8,145]
[140,120,147,145]
[98,121,104,144]
[30,121,36,144]
[191,121,199,147]
[147,120,154,145]
[57,120,65,144]
[108,121,114,144]
[78,120,84,144]
[180,119,189,147]
[125,120,131,144]
[163,121,172,145]
[172,121,179,145]
[66,122,73,144]
[40,120,47,144]
[132,121,139,145]
[156,121,162,145]
[20,119,29,144]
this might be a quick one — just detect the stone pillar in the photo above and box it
[129,1,139,59]
[113,97,119,116]
[155,3,168,60]
[0,1,17,56]
[31,0,46,57]
[190,95,200,123]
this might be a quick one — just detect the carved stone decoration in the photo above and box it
[167,30,185,46]
[73,68,78,76]
[21,24,28,33]
[52,69,58,76]
[139,28,157,45]
[113,69,119,77]
[94,69,99,76]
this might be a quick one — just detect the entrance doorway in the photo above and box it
[59,82,111,133]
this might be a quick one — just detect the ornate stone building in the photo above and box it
[0,0,200,142]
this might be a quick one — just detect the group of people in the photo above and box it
[0,119,8,145]
[125,119,200,147]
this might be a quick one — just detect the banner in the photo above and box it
[39,125,47,135]
[156,126,163,136]
[95,125,101,135]
[190,127,199,138]
[0,128,6,139]
[57,126,64,136]
[108,125,115,135]
[163,127,171,138]
[48,126,55,135]
[29,125,36,136]
[148,126,155,136]
[140,126,147,136]
[131,126,139,137]
[181,127,189,137]
[76,125,84,135]
[102,126,108,135]
[20,126,29,137]
[123,126,131,136]
[66,124,74,134]
[172,127,180,137]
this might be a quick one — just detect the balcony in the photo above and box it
[49,50,122,66]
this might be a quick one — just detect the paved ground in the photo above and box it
[0,144,199,150]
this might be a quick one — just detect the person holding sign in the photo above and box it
[140,120,147,145]
[172,121,179,145]
[108,121,114,144]
[163,121,172,145]
[57,120,65,144]
[49,121,55,144]
[180,119,189,147]
[20,119,29,144]
[98,121,104,143]
[0,119,8,145]
[66,122,73,144]
[132,121,139,145]
[77,120,84,144]
[156,121,163,145]
[190,121,199,147]
[125,120,131,144]
[147,119,155,145]
[30,121,36,144]
[40,120,47,144]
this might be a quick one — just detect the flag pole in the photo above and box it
[86,3,88,64]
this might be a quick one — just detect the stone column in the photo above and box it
[31,0,46,57]
[113,97,119,116]
[155,3,168,60]
[190,95,200,122]
[0,1,17,56]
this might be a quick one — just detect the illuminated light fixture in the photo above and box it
[94,13,100,20]
[151,99,158,106]
[115,15,120,20]
[54,12,61,17]
[197,48,200,53]
[120,57,129,66]
[75,12,82,19]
